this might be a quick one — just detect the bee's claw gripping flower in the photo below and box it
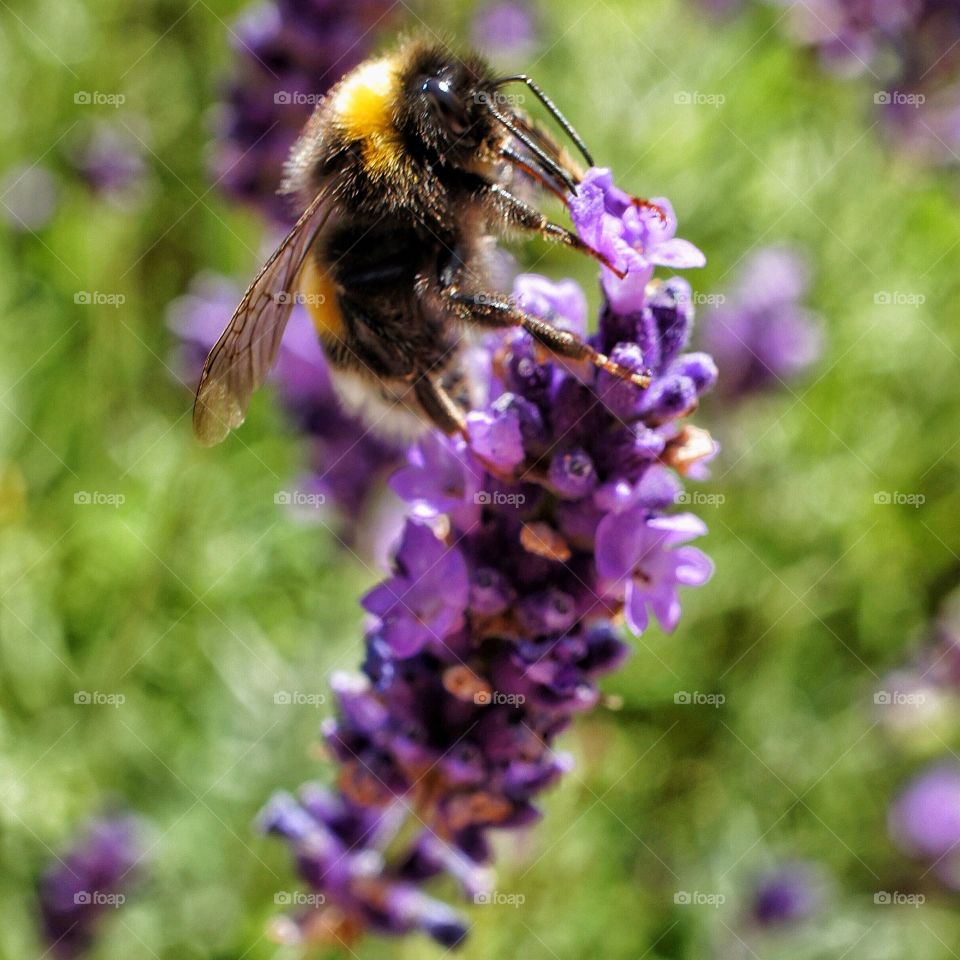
[262,171,718,946]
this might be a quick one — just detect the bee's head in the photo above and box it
[398,44,496,162]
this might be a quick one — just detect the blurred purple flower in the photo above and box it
[471,0,539,62]
[703,246,823,400]
[38,813,145,959]
[890,763,960,887]
[71,123,146,198]
[262,170,718,948]
[760,1,960,163]
[749,861,826,927]
[212,0,399,223]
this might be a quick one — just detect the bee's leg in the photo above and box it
[413,373,468,437]
[446,291,651,389]
[485,184,626,279]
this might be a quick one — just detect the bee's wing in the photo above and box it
[192,185,334,446]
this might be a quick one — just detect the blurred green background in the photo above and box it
[3,0,960,956]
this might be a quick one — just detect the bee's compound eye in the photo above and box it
[421,76,470,136]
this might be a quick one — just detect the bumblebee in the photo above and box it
[193,37,653,446]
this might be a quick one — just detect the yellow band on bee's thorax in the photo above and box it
[332,57,403,175]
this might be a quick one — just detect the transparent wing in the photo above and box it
[192,185,334,445]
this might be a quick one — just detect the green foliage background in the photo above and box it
[2,0,960,956]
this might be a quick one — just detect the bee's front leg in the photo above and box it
[483,184,626,279]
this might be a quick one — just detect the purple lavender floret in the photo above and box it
[471,1,539,62]
[749,861,826,927]
[38,813,145,959]
[70,123,146,198]
[167,274,401,526]
[764,1,960,163]
[703,246,822,399]
[212,0,398,223]
[890,763,960,888]
[261,170,717,948]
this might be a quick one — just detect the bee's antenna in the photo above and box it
[486,104,578,194]
[493,74,594,168]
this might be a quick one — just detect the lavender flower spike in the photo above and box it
[703,246,822,399]
[262,169,718,947]
[38,813,146,959]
